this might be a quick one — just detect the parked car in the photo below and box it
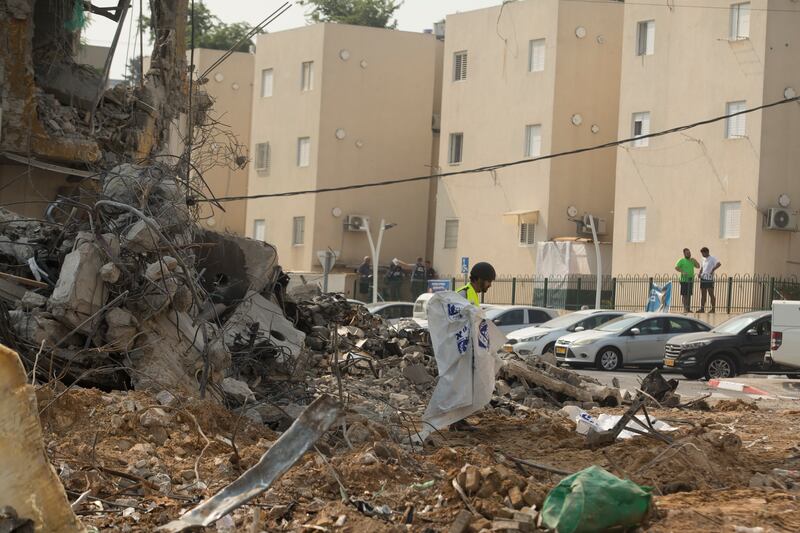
[365,301,414,324]
[769,300,800,371]
[504,309,626,357]
[413,293,435,320]
[555,312,711,370]
[664,311,772,380]
[482,305,559,334]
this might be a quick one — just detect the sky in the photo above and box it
[83,0,504,79]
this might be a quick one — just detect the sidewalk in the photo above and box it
[707,376,800,400]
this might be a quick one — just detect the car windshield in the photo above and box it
[536,313,586,329]
[484,308,512,320]
[713,315,760,334]
[595,315,641,332]
[365,303,387,313]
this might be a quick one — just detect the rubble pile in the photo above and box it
[0,162,293,400]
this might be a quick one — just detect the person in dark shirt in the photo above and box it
[425,260,437,281]
[384,259,405,300]
[356,256,371,298]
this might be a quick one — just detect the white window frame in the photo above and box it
[448,133,463,165]
[730,3,751,40]
[301,61,314,91]
[260,68,273,97]
[254,142,271,174]
[627,207,647,243]
[253,219,266,241]
[528,39,545,72]
[631,112,650,147]
[297,137,311,167]
[636,20,655,56]
[453,51,468,81]
[292,216,305,246]
[720,201,741,239]
[519,223,536,246]
[524,124,542,158]
[444,219,459,249]
[725,100,747,138]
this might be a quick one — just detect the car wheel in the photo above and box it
[705,354,736,380]
[596,347,622,371]
[543,343,555,355]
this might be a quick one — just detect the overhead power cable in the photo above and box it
[189,95,800,205]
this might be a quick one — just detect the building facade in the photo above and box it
[245,24,443,272]
[192,49,254,236]
[433,0,625,275]
[612,0,800,276]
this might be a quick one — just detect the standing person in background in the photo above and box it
[384,259,404,300]
[698,247,722,313]
[356,256,371,299]
[675,248,700,313]
[425,260,437,282]
[396,257,429,299]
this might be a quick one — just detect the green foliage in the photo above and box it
[143,2,254,52]
[123,56,143,85]
[298,0,403,29]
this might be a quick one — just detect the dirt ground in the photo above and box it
[37,387,800,532]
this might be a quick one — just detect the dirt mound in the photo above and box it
[714,399,759,412]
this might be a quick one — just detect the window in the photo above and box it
[636,20,655,56]
[730,3,751,40]
[292,216,305,245]
[726,101,747,138]
[636,318,666,335]
[530,310,552,325]
[254,142,271,174]
[528,39,545,72]
[524,124,542,158]
[631,112,650,147]
[444,219,459,249]
[301,61,314,91]
[253,219,265,241]
[627,207,647,242]
[669,319,697,334]
[260,68,273,97]
[497,309,525,326]
[448,133,463,165]
[453,51,467,81]
[720,201,741,239]
[297,137,311,167]
[519,223,535,246]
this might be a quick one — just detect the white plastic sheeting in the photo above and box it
[420,292,505,438]
[535,241,612,277]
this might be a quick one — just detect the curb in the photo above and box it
[708,379,771,396]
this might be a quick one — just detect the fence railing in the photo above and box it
[436,274,800,314]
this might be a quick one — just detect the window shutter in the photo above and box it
[529,39,545,72]
[739,4,750,38]
[253,220,266,241]
[298,138,311,167]
[632,112,650,147]
[444,219,459,248]
[726,101,746,138]
[519,223,535,245]
[646,21,655,54]
[721,202,741,239]
[261,69,273,97]
[454,52,467,81]
[628,207,646,242]
[525,125,542,157]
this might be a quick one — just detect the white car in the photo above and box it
[504,310,626,357]
[554,312,711,370]
[365,301,414,324]
[483,305,559,334]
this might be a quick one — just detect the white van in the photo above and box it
[413,292,435,320]
[769,300,800,369]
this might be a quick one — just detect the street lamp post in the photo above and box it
[364,219,396,304]
[586,215,602,309]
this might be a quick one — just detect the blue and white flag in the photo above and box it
[646,281,672,312]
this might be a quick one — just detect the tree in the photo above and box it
[298,0,403,29]
[122,55,143,85]
[144,2,254,52]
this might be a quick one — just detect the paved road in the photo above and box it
[572,367,800,403]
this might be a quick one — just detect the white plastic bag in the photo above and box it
[419,291,505,438]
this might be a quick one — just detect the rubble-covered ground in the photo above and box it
[37,381,800,532]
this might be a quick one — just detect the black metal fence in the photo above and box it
[437,274,800,314]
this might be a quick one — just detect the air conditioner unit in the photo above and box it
[766,208,798,231]
[344,215,370,232]
[433,21,446,40]
[431,113,441,133]
[579,216,607,236]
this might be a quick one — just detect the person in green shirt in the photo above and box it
[675,248,700,313]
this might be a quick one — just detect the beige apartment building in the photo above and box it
[245,24,443,272]
[612,0,800,276]
[192,49,253,236]
[433,0,625,276]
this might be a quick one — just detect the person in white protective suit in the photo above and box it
[418,284,506,438]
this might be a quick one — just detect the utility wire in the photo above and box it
[189,95,800,205]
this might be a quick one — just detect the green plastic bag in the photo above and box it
[540,466,652,533]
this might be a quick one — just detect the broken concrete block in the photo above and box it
[223,292,306,365]
[125,219,160,253]
[345,422,372,444]
[156,390,176,407]
[139,407,171,428]
[9,310,80,348]
[495,379,512,396]
[244,409,263,425]
[507,486,525,509]
[197,229,278,298]
[19,290,47,310]
[464,465,481,494]
[99,262,121,283]
[0,343,85,532]
[221,378,255,404]
[145,256,179,281]
[403,363,433,385]
[48,232,112,333]
[105,307,139,349]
